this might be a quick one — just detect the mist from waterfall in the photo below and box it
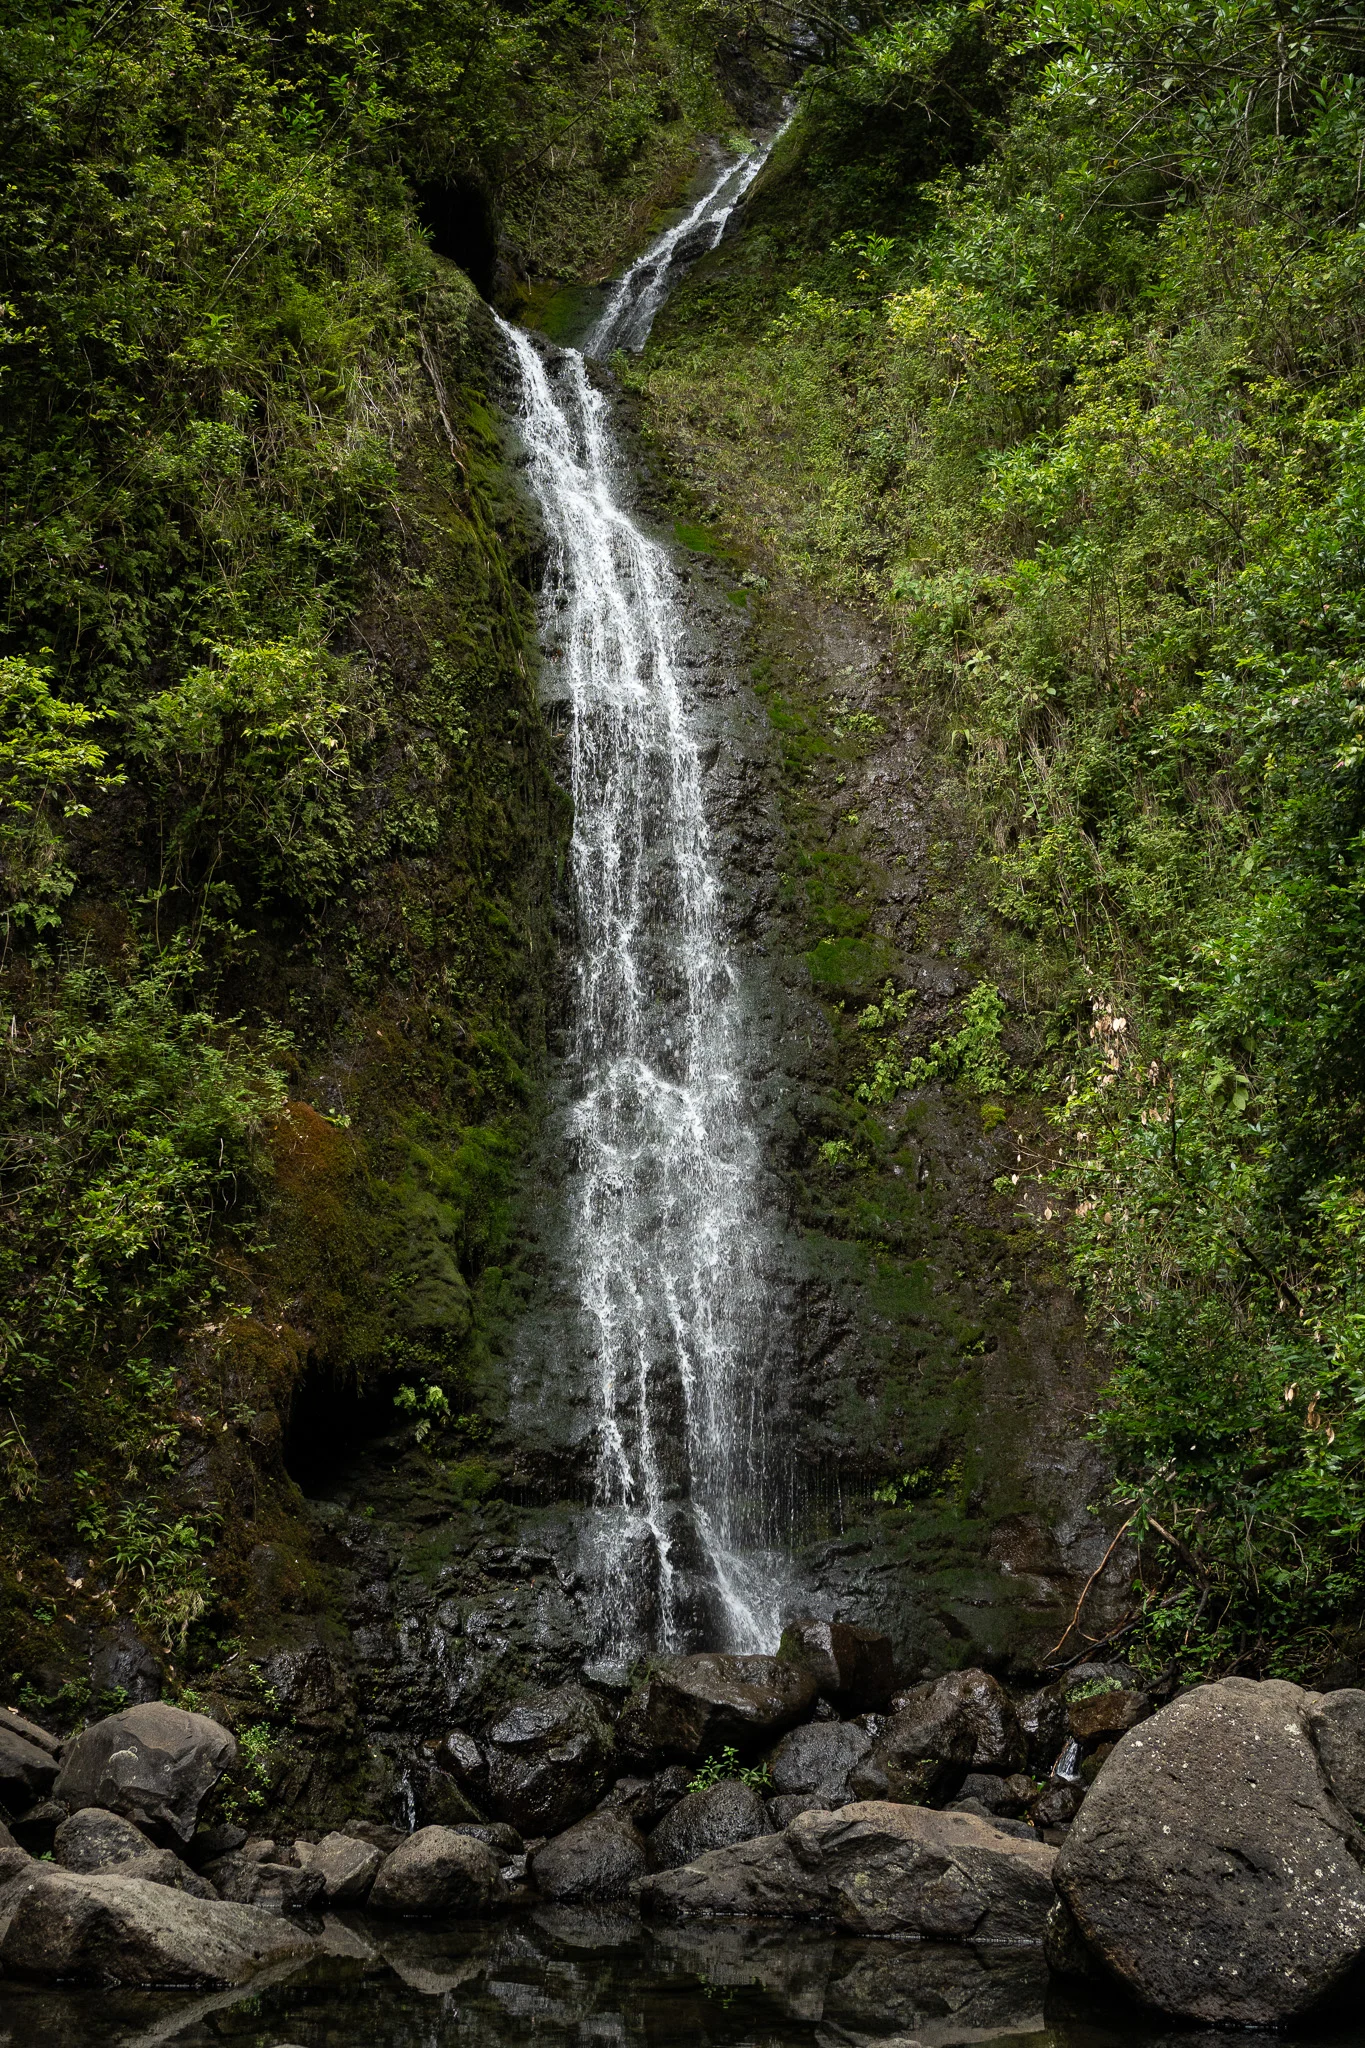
[496,139,787,1662]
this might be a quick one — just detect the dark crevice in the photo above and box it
[413,176,498,297]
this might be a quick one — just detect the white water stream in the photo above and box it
[497,141,784,1660]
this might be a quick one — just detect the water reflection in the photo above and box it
[0,1910,1359,2048]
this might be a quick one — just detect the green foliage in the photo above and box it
[641,0,1365,1675]
[688,1745,772,1792]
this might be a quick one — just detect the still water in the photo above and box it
[0,1910,1358,2048]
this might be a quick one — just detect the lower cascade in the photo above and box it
[495,153,787,1660]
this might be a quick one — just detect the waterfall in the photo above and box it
[496,140,786,1662]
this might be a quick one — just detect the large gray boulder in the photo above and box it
[0,1867,312,1987]
[201,1852,325,1915]
[484,1685,615,1837]
[617,1654,817,1762]
[648,1780,770,1871]
[1310,1687,1365,1823]
[294,1830,383,1905]
[643,1799,1056,1941]
[368,1825,501,1917]
[531,1813,646,1901]
[1055,1677,1365,2025]
[54,1703,236,1846]
[852,1670,1024,1802]
[0,1722,59,1813]
[767,1721,872,1807]
[778,1619,894,1712]
[53,1808,216,1898]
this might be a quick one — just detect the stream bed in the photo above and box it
[1,1911,1359,2048]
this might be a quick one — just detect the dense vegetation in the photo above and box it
[641,0,1365,1679]
[0,0,714,1692]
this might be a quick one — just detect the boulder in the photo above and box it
[294,1830,382,1905]
[9,1799,66,1854]
[852,1670,1024,1802]
[201,1852,325,1915]
[777,1619,894,1712]
[1055,1676,1365,2025]
[439,1728,488,1798]
[53,1807,216,1898]
[1066,1688,1150,1744]
[368,1825,501,1917]
[948,1773,1035,1819]
[0,1723,60,1813]
[484,1685,615,1837]
[531,1814,646,1901]
[187,1822,246,1868]
[0,1868,313,1987]
[0,1708,61,1758]
[648,1780,770,1871]
[53,1703,236,1846]
[643,1800,1057,1941]
[596,1764,692,1830]
[617,1655,818,1762]
[766,1721,871,1807]
[1017,1687,1067,1771]
[765,1794,832,1829]
[407,1755,483,1828]
[341,1819,407,1854]
[450,1820,523,1855]
[1309,1688,1365,1822]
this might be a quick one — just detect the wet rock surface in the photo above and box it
[53,1808,216,1898]
[530,1813,646,1901]
[644,1798,1057,1940]
[368,1825,502,1917]
[766,1720,872,1805]
[646,1779,770,1871]
[0,1867,313,1988]
[53,1704,236,1847]
[484,1683,616,1835]
[778,1619,894,1712]
[617,1653,817,1761]
[1055,1676,1365,2024]
[294,1829,383,1903]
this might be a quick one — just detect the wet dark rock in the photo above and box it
[187,1822,247,1868]
[201,1852,326,1915]
[1055,1676,1365,2024]
[1017,1687,1067,1770]
[1029,1781,1084,1829]
[341,1818,407,1853]
[617,1654,817,1762]
[1066,1688,1150,1743]
[647,1780,771,1871]
[595,1764,692,1830]
[439,1729,488,1799]
[53,1808,216,1898]
[53,1703,235,1847]
[407,1755,483,1828]
[484,1683,616,1837]
[0,1868,313,1986]
[89,1624,164,1708]
[368,1824,502,1916]
[948,1772,1034,1818]
[0,1708,60,1758]
[643,1799,1057,1939]
[294,1830,382,1904]
[824,1935,1050,2042]
[451,1820,523,1855]
[1044,1895,1102,1981]
[765,1793,832,1828]
[9,1798,66,1854]
[853,1669,1023,1802]
[1309,1687,1365,1822]
[766,1720,871,1806]
[777,1619,894,1712]
[0,1722,60,1812]
[530,1813,646,1901]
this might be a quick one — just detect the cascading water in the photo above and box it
[497,139,787,1662]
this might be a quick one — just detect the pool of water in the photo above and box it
[0,1909,1358,2048]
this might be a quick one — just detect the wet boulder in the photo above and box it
[618,1655,817,1763]
[368,1824,502,1917]
[294,1830,383,1905]
[643,1800,1057,1941]
[0,1868,313,1987]
[439,1729,488,1801]
[778,1619,894,1713]
[0,1708,60,1758]
[1016,1688,1067,1771]
[766,1721,872,1807]
[53,1703,235,1847]
[947,1773,1035,1819]
[852,1670,1023,1802]
[647,1780,770,1871]
[596,1764,692,1830]
[1066,1686,1150,1745]
[1309,1688,1365,1822]
[1055,1677,1365,2025]
[530,1813,646,1901]
[53,1808,216,1899]
[765,1793,832,1829]
[484,1684,615,1837]
[201,1852,325,1915]
[0,1722,59,1814]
